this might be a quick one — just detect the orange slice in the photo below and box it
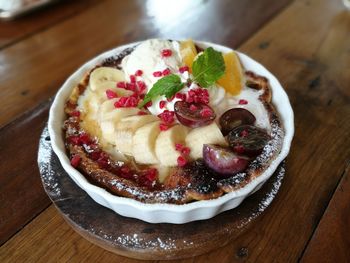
[217,51,244,95]
[180,39,197,72]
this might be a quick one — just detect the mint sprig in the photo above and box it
[138,74,185,108]
[192,47,225,88]
[139,47,225,107]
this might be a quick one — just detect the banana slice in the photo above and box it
[115,115,158,155]
[99,108,140,145]
[152,165,173,183]
[155,125,188,166]
[185,123,227,159]
[133,121,161,164]
[98,98,118,120]
[90,67,125,91]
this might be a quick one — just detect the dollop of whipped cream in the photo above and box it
[120,39,270,131]
[121,39,225,115]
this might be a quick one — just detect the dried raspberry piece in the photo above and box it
[162,68,171,76]
[137,81,146,92]
[130,74,136,83]
[175,143,184,151]
[70,110,80,117]
[177,156,187,167]
[117,81,126,89]
[158,110,175,124]
[145,101,153,108]
[159,123,170,131]
[144,168,158,182]
[175,93,186,101]
[70,155,81,168]
[114,97,128,108]
[181,147,191,156]
[126,82,137,91]
[89,151,102,161]
[239,99,248,105]
[200,108,213,118]
[79,133,91,145]
[161,49,172,57]
[114,96,138,108]
[159,100,167,109]
[137,111,148,115]
[67,136,80,145]
[135,69,143,76]
[97,152,109,169]
[153,71,162,77]
[106,89,118,99]
[186,88,210,104]
[179,66,189,73]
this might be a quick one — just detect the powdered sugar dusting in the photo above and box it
[38,127,61,197]
[236,164,285,229]
[109,179,185,203]
[89,228,177,250]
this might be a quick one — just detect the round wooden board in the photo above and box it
[38,126,286,260]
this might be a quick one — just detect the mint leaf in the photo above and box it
[138,74,185,108]
[192,47,225,88]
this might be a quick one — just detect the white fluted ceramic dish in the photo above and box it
[48,41,294,224]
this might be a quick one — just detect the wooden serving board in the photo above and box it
[38,126,286,260]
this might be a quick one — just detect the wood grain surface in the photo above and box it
[301,164,350,262]
[0,0,102,49]
[1,0,349,262]
[0,102,51,245]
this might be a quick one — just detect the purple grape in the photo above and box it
[203,144,250,176]
[174,101,216,128]
[227,125,270,157]
[219,108,256,136]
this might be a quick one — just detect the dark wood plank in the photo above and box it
[0,102,51,245]
[300,164,350,262]
[0,0,291,128]
[219,1,350,261]
[0,0,102,49]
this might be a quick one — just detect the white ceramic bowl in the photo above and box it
[48,41,294,224]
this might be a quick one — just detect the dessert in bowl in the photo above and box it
[48,39,294,223]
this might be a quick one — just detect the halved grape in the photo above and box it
[203,144,249,176]
[219,108,256,136]
[227,125,270,157]
[174,101,216,128]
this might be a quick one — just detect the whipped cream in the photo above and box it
[121,39,229,115]
[120,39,270,130]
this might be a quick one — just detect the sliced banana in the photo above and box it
[155,125,188,166]
[185,122,227,160]
[98,98,118,120]
[133,121,161,164]
[89,67,125,91]
[99,108,139,145]
[115,115,158,155]
[152,165,173,183]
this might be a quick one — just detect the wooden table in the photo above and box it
[0,0,349,262]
